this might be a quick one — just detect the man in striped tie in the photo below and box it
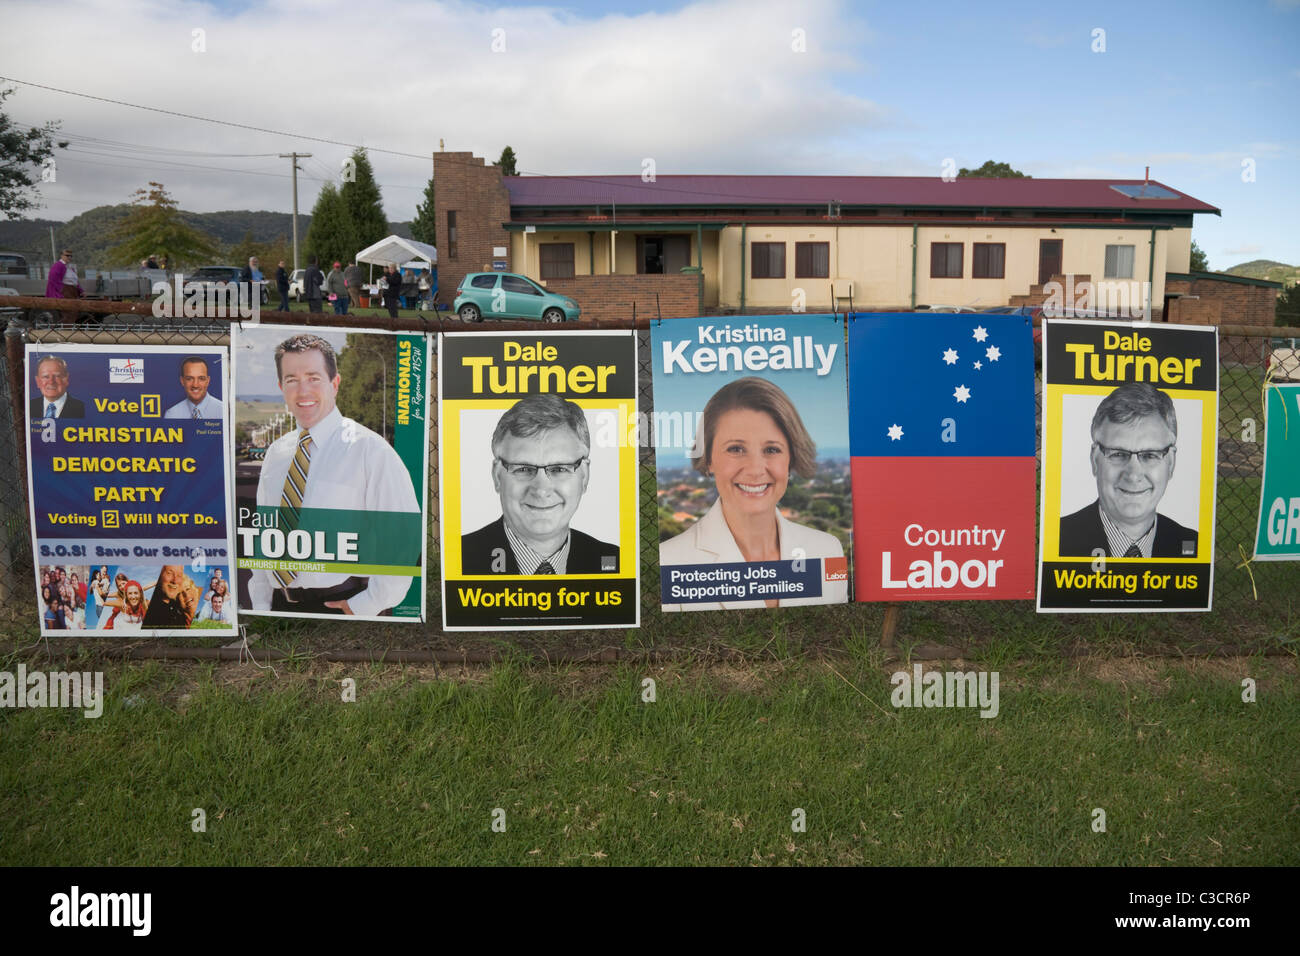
[247,334,420,616]
[164,356,225,419]
[1058,382,1198,559]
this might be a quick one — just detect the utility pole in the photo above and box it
[279,152,312,272]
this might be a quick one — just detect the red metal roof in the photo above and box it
[503,175,1219,213]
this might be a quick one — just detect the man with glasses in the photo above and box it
[1059,382,1198,558]
[29,355,85,419]
[462,393,619,575]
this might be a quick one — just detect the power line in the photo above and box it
[0,75,431,160]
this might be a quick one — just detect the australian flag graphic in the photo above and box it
[849,313,1036,600]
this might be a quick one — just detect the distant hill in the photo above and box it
[0,209,413,270]
[1225,259,1299,287]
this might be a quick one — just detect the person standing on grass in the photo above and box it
[325,262,349,315]
[276,260,291,312]
[304,256,325,314]
[344,261,363,309]
[381,265,401,318]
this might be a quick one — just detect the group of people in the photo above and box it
[275,258,433,318]
[39,566,87,630]
[42,566,234,631]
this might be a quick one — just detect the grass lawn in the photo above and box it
[2,653,1295,866]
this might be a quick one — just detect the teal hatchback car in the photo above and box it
[453,272,580,323]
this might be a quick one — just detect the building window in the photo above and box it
[795,242,830,278]
[751,242,785,279]
[540,243,575,279]
[446,211,457,260]
[930,242,962,278]
[972,243,1005,279]
[1105,244,1135,279]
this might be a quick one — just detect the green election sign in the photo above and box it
[1255,383,1300,560]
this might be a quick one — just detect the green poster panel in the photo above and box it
[1254,383,1300,560]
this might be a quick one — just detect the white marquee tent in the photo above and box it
[355,235,438,268]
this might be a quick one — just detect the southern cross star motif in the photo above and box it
[887,424,904,441]
[943,348,959,365]
[954,385,971,403]
[985,345,1001,362]
[972,326,988,343]
[973,360,983,370]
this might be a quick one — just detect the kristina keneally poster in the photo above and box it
[438,330,639,631]
[25,343,236,636]
[849,313,1037,602]
[1038,319,1218,612]
[651,314,851,611]
[232,326,428,623]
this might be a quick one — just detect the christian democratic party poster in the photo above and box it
[849,313,1036,601]
[1038,320,1218,611]
[232,327,428,622]
[25,344,236,636]
[439,330,639,630]
[651,314,851,611]
[1254,382,1300,561]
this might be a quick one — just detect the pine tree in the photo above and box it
[340,148,388,252]
[106,182,217,268]
[410,175,436,247]
[496,146,518,176]
[304,183,357,267]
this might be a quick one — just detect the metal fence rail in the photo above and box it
[2,300,1297,646]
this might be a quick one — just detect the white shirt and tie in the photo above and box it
[42,393,69,419]
[164,393,225,419]
[249,407,420,617]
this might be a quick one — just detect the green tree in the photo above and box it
[335,332,394,440]
[304,182,356,268]
[410,175,436,247]
[495,146,518,176]
[1189,240,1209,272]
[1276,282,1300,328]
[106,182,217,268]
[340,148,387,253]
[958,160,1030,178]
[0,86,68,220]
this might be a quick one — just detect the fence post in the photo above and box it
[1,314,32,607]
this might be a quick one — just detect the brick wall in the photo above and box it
[433,152,512,298]
[545,274,699,322]
[1166,276,1279,363]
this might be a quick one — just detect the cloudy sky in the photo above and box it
[3,0,1297,266]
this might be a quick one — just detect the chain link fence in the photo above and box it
[2,304,1297,649]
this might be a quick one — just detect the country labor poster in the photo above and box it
[1254,383,1300,560]
[651,314,851,611]
[25,344,236,636]
[1038,320,1218,611]
[438,330,639,630]
[232,327,429,622]
[849,313,1036,601]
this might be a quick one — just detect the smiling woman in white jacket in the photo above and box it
[660,377,847,611]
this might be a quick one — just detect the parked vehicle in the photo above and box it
[0,252,28,277]
[289,268,307,301]
[453,272,579,323]
[187,265,269,304]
